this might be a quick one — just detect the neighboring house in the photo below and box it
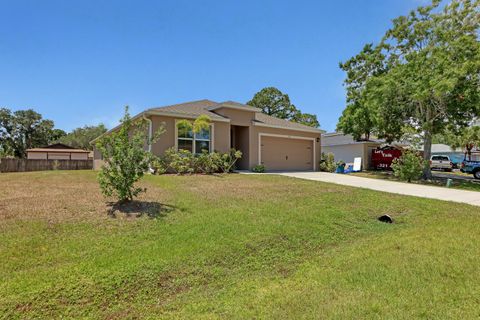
[93,100,322,171]
[419,144,466,165]
[27,143,90,160]
[321,132,387,169]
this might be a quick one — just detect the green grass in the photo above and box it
[351,170,480,192]
[1,170,480,319]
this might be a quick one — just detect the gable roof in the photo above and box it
[147,99,321,132]
[92,99,322,143]
[146,99,229,122]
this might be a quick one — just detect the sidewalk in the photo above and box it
[275,172,480,207]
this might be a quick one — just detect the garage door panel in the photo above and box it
[260,136,313,171]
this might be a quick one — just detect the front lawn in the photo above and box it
[1,171,479,319]
[351,170,480,192]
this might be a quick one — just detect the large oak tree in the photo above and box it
[338,0,480,178]
[247,87,320,128]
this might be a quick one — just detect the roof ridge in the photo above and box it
[147,99,218,111]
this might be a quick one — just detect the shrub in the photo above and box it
[164,148,195,174]
[162,148,243,175]
[219,149,242,173]
[194,150,221,174]
[391,150,425,182]
[252,164,266,173]
[95,107,163,202]
[150,156,167,175]
[319,152,336,172]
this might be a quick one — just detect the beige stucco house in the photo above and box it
[93,100,322,171]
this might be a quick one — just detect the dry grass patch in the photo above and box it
[0,170,173,224]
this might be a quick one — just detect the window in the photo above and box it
[176,122,211,153]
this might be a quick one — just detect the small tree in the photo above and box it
[96,107,163,203]
[391,150,425,183]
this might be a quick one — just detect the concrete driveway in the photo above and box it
[275,172,480,207]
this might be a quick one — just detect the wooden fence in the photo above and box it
[0,158,93,173]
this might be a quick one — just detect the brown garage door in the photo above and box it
[260,136,313,171]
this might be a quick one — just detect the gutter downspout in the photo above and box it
[143,113,153,152]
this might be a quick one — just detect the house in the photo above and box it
[321,132,388,169]
[27,143,90,160]
[93,100,322,171]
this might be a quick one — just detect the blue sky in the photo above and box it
[1,0,426,132]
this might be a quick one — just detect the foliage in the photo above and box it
[291,111,320,128]
[338,0,480,179]
[58,124,107,150]
[0,108,65,158]
[163,148,195,174]
[443,126,480,160]
[338,44,386,140]
[176,115,212,135]
[391,150,426,182]
[95,107,164,202]
[319,152,336,172]
[150,156,168,175]
[247,87,320,128]
[252,164,266,173]
[161,147,242,174]
[218,149,242,173]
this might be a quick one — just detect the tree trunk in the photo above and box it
[422,131,433,180]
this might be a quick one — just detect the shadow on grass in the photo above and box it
[107,201,176,219]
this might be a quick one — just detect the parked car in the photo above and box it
[461,153,480,179]
[430,155,453,172]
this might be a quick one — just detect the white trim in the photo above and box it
[252,121,323,133]
[175,119,214,153]
[147,110,230,122]
[258,133,316,171]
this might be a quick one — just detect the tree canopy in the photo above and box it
[0,108,66,158]
[337,0,480,178]
[58,124,107,150]
[247,87,320,128]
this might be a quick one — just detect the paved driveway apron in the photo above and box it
[275,172,480,207]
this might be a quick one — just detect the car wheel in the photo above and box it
[474,170,480,180]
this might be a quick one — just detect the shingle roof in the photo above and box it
[254,113,321,131]
[146,99,228,121]
[147,99,321,132]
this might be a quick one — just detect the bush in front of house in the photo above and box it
[319,152,336,172]
[252,164,266,173]
[96,107,164,202]
[156,148,242,175]
[391,150,425,183]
